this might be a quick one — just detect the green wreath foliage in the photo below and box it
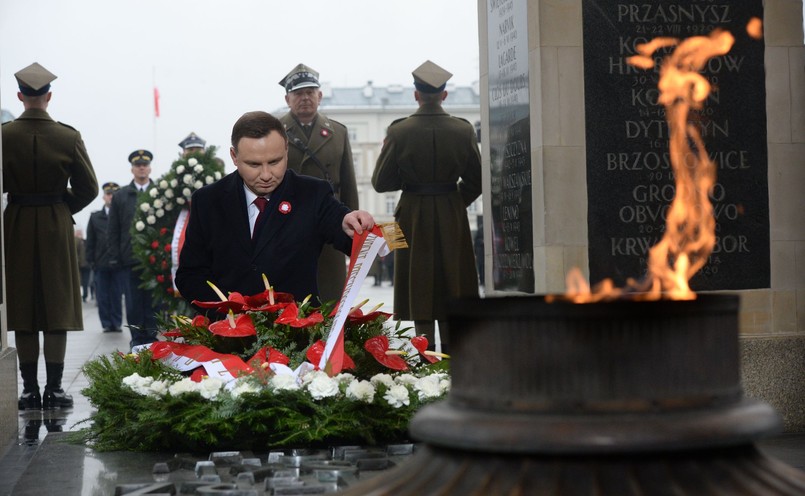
[130,148,225,314]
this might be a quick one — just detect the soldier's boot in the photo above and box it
[18,362,41,410]
[43,362,73,409]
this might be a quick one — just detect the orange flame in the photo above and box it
[553,29,736,303]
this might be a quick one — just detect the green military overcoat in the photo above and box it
[372,103,482,321]
[280,112,358,303]
[2,109,98,332]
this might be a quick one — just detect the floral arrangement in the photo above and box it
[74,286,449,452]
[130,148,225,314]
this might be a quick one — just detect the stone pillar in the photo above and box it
[478,0,804,430]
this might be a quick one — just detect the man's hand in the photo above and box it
[342,210,375,237]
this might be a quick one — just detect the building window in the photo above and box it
[385,195,396,215]
[468,198,479,213]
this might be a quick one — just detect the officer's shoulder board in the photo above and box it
[320,115,347,132]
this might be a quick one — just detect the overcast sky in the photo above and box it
[0,0,480,230]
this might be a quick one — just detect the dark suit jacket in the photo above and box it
[175,169,352,309]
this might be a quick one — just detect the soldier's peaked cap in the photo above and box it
[102,182,120,193]
[412,60,452,94]
[128,150,153,165]
[179,132,206,150]
[279,63,320,93]
[15,62,57,97]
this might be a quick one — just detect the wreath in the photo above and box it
[130,148,225,314]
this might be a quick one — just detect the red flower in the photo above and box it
[164,244,172,252]
[161,260,169,270]
[151,240,160,249]
[166,287,174,295]
[208,313,256,337]
[274,302,324,328]
[410,336,439,364]
[160,227,168,235]
[306,340,355,371]
[149,255,157,264]
[191,315,210,327]
[243,289,295,312]
[192,292,248,314]
[247,347,290,369]
[156,275,165,283]
[346,307,393,325]
[364,336,408,371]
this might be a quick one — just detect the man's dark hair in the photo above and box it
[231,111,288,151]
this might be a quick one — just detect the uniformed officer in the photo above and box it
[86,181,125,333]
[3,62,99,409]
[372,60,483,354]
[278,64,359,304]
[179,131,206,156]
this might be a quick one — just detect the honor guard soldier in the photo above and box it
[86,181,125,334]
[179,131,206,156]
[278,63,359,304]
[372,60,483,354]
[3,62,99,409]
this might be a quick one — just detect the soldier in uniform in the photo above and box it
[179,131,206,157]
[278,64,359,304]
[372,60,483,354]
[86,182,124,333]
[2,62,99,409]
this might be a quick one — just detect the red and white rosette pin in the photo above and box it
[320,129,330,137]
[278,201,292,214]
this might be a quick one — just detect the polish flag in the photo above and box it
[153,87,160,118]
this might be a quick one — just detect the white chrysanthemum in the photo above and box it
[231,380,261,399]
[270,374,300,391]
[300,370,327,385]
[193,163,204,173]
[148,380,169,398]
[205,176,214,185]
[414,375,442,400]
[135,221,145,231]
[169,378,198,396]
[194,180,203,189]
[155,209,165,218]
[307,375,339,400]
[149,188,158,198]
[139,202,151,212]
[159,180,169,189]
[440,378,451,393]
[370,373,395,388]
[335,373,355,385]
[383,384,411,408]
[164,189,174,198]
[165,203,174,211]
[187,158,198,167]
[176,197,186,205]
[146,215,156,225]
[176,165,185,174]
[214,171,222,180]
[122,373,153,396]
[197,377,225,400]
[182,187,191,198]
[183,174,193,185]
[153,199,163,209]
[170,178,179,188]
[395,374,418,386]
[346,380,375,403]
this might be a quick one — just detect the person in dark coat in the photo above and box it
[74,229,91,301]
[2,62,98,409]
[278,64,359,304]
[86,182,124,333]
[372,60,483,353]
[108,150,158,349]
[176,111,374,312]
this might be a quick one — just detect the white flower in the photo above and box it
[148,380,169,398]
[153,199,163,209]
[193,180,203,189]
[335,373,355,385]
[194,163,204,173]
[370,373,395,388]
[307,375,339,400]
[139,202,151,212]
[300,370,327,385]
[414,375,443,400]
[135,221,145,231]
[214,171,222,180]
[270,374,300,391]
[183,174,193,185]
[122,373,153,396]
[146,215,156,225]
[395,374,418,386]
[159,180,169,189]
[169,378,198,396]
[165,189,174,198]
[165,203,174,211]
[170,179,179,188]
[176,165,185,174]
[182,188,191,198]
[155,209,165,218]
[176,197,186,205]
[197,377,225,400]
[205,176,214,185]
[231,380,260,399]
[383,384,411,408]
[346,380,375,403]
[440,378,451,394]
[187,158,198,167]
[149,188,158,198]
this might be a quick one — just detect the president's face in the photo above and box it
[230,130,288,196]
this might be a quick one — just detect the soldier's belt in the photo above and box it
[8,193,64,206]
[401,182,458,194]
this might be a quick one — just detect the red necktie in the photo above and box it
[252,196,269,239]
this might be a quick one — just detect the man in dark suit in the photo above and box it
[372,60,483,354]
[176,111,374,311]
[86,181,124,333]
[278,64,359,303]
[108,150,158,348]
[3,62,98,409]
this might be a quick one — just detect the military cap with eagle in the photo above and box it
[178,132,206,150]
[128,150,153,165]
[15,62,57,97]
[278,63,321,93]
[412,60,453,94]
[102,182,120,193]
